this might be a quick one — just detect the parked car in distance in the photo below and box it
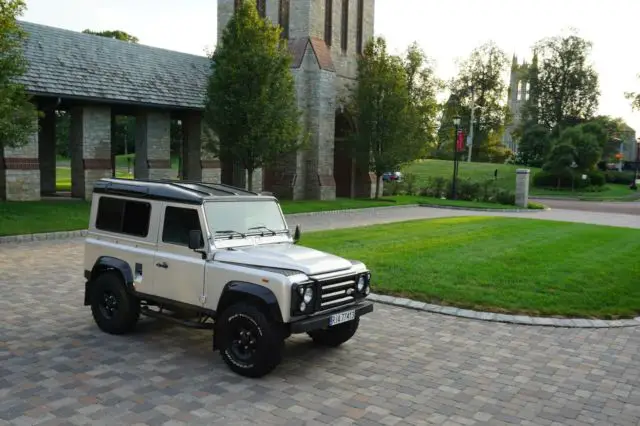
[382,171,403,182]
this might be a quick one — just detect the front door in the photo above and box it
[152,203,206,307]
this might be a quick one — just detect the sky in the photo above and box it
[19,0,640,135]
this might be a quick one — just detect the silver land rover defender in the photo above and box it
[83,178,374,377]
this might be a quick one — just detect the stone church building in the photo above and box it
[0,0,377,201]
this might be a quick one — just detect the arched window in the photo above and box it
[279,0,290,39]
[341,0,349,52]
[325,0,333,46]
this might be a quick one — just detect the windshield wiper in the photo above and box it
[214,230,246,239]
[247,225,278,236]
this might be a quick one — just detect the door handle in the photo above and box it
[155,261,168,269]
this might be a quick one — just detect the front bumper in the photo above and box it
[289,301,374,334]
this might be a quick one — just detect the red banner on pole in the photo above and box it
[456,130,465,152]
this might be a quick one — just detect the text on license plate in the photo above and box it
[329,310,355,326]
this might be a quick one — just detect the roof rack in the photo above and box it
[93,177,267,205]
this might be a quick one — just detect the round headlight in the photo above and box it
[357,276,365,291]
[303,287,313,303]
[299,301,306,311]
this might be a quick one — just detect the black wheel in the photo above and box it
[215,303,284,378]
[307,317,359,347]
[90,272,140,335]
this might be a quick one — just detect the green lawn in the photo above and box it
[402,159,637,200]
[530,184,639,201]
[403,159,538,191]
[56,167,133,192]
[0,195,539,237]
[301,216,640,319]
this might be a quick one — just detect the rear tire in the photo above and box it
[90,272,140,335]
[215,303,284,378]
[307,317,359,347]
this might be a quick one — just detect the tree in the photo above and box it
[203,0,303,191]
[0,0,39,150]
[515,123,551,167]
[403,42,442,156]
[533,31,600,134]
[556,126,601,171]
[624,74,640,112]
[349,37,425,198]
[542,143,577,188]
[82,29,139,43]
[449,41,510,162]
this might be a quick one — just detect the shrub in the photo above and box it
[527,201,546,210]
[383,181,406,196]
[532,170,605,189]
[495,189,516,205]
[605,171,635,185]
[403,173,418,195]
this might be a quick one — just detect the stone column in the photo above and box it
[1,116,40,201]
[305,69,337,200]
[70,106,112,200]
[135,111,172,180]
[38,110,57,195]
[199,119,222,184]
[182,112,202,181]
[515,168,530,208]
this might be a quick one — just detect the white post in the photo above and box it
[515,168,530,208]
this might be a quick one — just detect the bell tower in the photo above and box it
[215,0,377,200]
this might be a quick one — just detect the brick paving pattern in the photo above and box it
[2,239,640,425]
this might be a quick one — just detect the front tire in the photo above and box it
[215,303,284,378]
[90,272,140,335]
[308,317,359,347]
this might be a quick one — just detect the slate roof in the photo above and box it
[288,37,335,72]
[15,21,212,110]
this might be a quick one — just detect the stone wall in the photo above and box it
[2,115,40,201]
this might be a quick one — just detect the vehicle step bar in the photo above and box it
[140,306,214,330]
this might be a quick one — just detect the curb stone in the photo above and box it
[0,230,87,245]
[367,293,640,328]
[417,203,551,213]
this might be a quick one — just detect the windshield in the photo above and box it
[203,199,288,238]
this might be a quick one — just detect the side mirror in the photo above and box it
[188,229,204,250]
[293,224,301,244]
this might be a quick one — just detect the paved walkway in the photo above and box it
[288,205,640,232]
[531,198,640,216]
[2,239,640,426]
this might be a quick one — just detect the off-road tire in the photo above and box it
[307,317,359,347]
[90,272,140,335]
[215,303,284,378]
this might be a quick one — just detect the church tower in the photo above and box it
[216,0,377,200]
[502,55,532,153]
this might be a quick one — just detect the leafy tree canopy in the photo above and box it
[82,29,139,43]
[0,0,39,150]
[533,31,600,134]
[448,41,510,162]
[203,0,303,191]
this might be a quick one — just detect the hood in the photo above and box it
[214,242,353,276]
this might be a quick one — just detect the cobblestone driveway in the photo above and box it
[2,239,640,426]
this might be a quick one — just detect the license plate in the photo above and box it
[329,310,355,326]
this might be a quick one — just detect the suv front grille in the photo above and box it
[317,274,357,311]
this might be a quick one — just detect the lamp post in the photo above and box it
[451,116,462,199]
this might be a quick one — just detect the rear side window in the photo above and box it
[95,196,151,237]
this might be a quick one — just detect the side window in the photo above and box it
[162,206,203,247]
[95,196,151,237]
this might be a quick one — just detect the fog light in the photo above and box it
[357,276,365,292]
[303,287,313,303]
[299,301,306,311]
[365,285,370,295]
